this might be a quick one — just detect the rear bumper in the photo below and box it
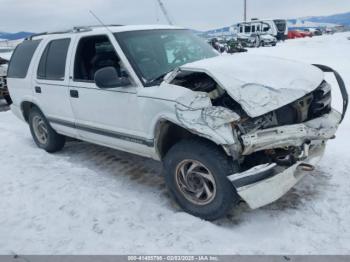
[228,144,325,209]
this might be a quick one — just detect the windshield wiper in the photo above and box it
[147,69,174,86]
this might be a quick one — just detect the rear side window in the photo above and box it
[7,40,41,78]
[37,38,70,81]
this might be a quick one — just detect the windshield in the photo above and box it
[114,29,218,86]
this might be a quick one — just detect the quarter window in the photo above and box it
[7,40,41,78]
[37,38,70,80]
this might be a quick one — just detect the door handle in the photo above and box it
[70,90,79,98]
[35,86,41,93]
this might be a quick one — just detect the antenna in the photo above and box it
[89,10,113,33]
[156,0,174,25]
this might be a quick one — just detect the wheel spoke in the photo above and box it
[179,164,188,184]
[195,188,205,199]
[40,125,48,135]
[187,162,199,174]
[192,171,215,184]
[203,182,213,199]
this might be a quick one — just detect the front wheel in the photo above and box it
[28,107,65,153]
[163,139,240,220]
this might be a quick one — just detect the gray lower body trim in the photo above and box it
[48,117,154,147]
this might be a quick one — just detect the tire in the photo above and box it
[254,37,261,48]
[4,95,12,105]
[163,138,240,220]
[28,107,65,153]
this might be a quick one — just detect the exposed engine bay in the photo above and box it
[170,70,334,170]
[171,71,332,131]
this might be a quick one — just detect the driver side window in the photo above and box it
[74,35,128,82]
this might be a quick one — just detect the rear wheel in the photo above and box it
[28,107,65,153]
[163,139,240,220]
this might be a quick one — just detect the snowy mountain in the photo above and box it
[287,19,339,30]
[0,31,33,40]
[305,12,350,26]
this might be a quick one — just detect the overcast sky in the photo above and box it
[1,0,350,33]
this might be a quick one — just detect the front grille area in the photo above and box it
[275,81,332,126]
[308,81,332,119]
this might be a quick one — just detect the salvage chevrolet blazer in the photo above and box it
[7,25,348,220]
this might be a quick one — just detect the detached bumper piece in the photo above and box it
[312,64,348,123]
[228,145,325,209]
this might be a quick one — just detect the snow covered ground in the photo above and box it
[1,32,350,255]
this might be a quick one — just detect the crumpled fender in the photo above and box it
[175,92,240,146]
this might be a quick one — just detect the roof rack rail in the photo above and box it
[25,24,123,40]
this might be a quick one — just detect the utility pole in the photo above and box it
[244,0,247,22]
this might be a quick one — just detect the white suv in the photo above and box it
[7,25,348,220]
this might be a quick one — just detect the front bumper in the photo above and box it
[228,108,341,209]
[228,64,347,209]
[228,144,325,209]
[241,109,341,155]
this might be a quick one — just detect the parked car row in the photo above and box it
[207,37,248,53]
[288,28,327,39]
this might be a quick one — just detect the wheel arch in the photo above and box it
[20,101,42,122]
[154,118,231,160]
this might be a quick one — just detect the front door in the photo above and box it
[68,34,151,156]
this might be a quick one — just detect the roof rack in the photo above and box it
[25,24,124,40]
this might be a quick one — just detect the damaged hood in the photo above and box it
[178,54,324,118]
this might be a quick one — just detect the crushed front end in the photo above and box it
[228,66,348,209]
[168,59,348,209]
[229,109,340,209]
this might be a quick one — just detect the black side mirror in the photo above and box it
[94,66,131,89]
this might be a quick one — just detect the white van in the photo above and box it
[235,19,288,41]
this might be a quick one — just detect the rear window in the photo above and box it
[7,40,41,78]
[37,38,71,81]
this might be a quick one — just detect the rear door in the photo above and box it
[33,37,78,137]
